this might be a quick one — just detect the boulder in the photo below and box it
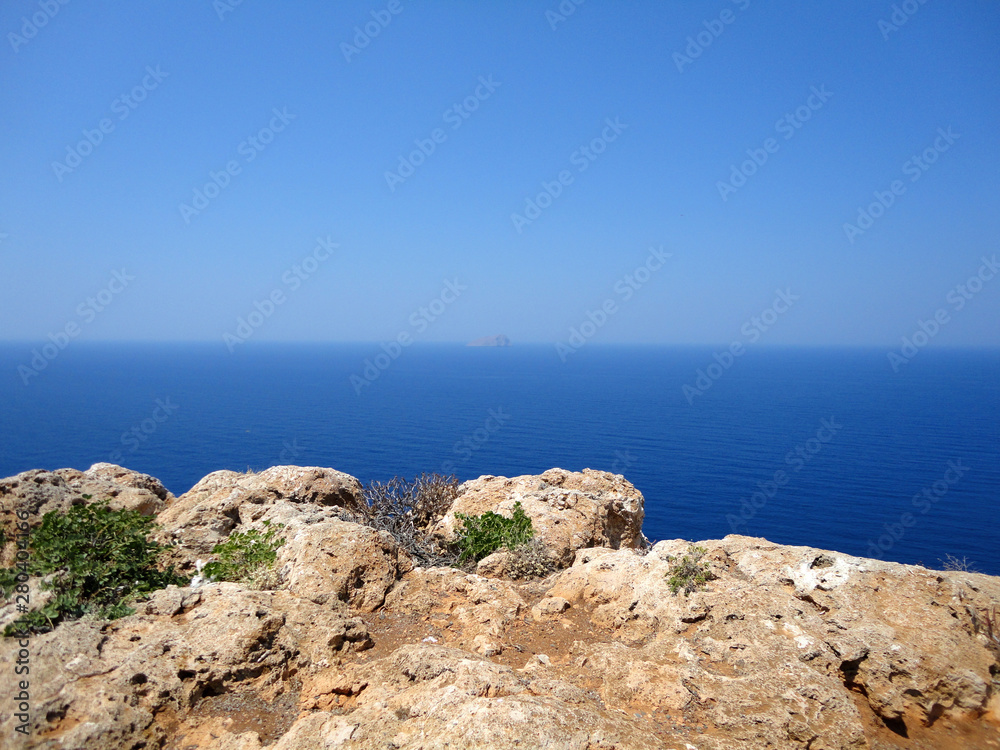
[0,464,170,524]
[545,535,1000,747]
[154,466,364,571]
[0,583,371,750]
[276,516,413,611]
[0,464,172,565]
[432,468,645,566]
[531,596,570,618]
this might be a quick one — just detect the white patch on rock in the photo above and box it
[786,555,853,595]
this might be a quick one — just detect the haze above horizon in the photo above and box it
[2,1,998,348]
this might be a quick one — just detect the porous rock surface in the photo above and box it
[0,464,171,538]
[0,465,998,750]
[432,468,647,565]
[154,465,364,572]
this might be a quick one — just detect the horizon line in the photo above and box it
[1,340,999,350]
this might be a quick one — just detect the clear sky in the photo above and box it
[1,0,998,347]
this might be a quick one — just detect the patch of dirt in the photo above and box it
[847,691,1000,750]
[165,688,301,749]
[355,577,616,667]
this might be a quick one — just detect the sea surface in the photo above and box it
[2,343,998,575]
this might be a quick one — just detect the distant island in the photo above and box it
[466,334,511,347]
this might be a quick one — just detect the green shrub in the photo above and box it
[0,567,17,599]
[666,545,717,597]
[202,521,285,589]
[454,502,534,563]
[3,500,187,636]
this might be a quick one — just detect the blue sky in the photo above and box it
[1,0,998,346]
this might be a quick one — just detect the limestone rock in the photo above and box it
[0,464,171,545]
[531,596,570,618]
[277,517,412,611]
[154,466,364,571]
[546,534,1000,747]
[0,583,370,749]
[476,548,516,578]
[432,468,645,566]
[4,464,999,750]
[384,567,527,648]
[275,644,671,750]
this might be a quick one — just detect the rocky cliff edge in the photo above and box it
[1,465,998,750]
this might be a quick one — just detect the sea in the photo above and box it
[2,343,997,575]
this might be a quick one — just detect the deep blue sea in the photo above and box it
[1,343,997,575]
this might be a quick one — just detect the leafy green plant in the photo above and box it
[0,567,17,599]
[454,502,534,563]
[666,545,718,597]
[3,500,186,636]
[202,521,286,589]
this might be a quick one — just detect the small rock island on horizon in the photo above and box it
[466,334,511,347]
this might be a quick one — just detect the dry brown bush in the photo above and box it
[359,474,462,568]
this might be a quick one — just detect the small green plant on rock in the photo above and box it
[3,500,187,636]
[666,545,718,597]
[454,501,534,563]
[202,521,286,590]
[0,567,18,599]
